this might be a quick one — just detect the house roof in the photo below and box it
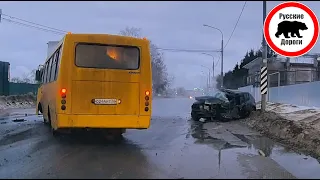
[242,56,316,70]
[290,63,316,68]
[242,57,276,69]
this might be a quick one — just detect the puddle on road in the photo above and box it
[0,108,38,124]
[12,118,26,122]
[0,108,36,121]
[187,119,320,179]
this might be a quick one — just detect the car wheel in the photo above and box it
[220,113,231,122]
[191,112,200,121]
[243,110,251,118]
[253,106,256,111]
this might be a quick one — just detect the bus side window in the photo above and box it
[50,53,57,82]
[54,46,62,81]
[43,62,48,84]
[41,66,45,83]
[47,57,53,83]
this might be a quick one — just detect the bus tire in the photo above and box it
[48,107,60,137]
[43,111,49,125]
[38,103,43,114]
[40,104,49,125]
[52,128,60,137]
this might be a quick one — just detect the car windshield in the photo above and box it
[207,91,229,102]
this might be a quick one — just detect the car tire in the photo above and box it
[242,111,251,118]
[220,116,230,122]
[191,112,200,121]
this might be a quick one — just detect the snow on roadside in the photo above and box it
[244,101,320,158]
[0,93,36,112]
[256,101,320,124]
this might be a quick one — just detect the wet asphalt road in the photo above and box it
[1,98,320,179]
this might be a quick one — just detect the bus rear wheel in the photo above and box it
[48,107,60,137]
[39,104,48,125]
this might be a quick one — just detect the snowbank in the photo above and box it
[0,93,36,111]
[244,102,320,158]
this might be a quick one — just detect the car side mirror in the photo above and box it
[35,70,42,82]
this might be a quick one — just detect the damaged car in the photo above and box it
[191,89,256,122]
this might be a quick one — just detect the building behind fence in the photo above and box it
[239,54,320,107]
[243,56,320,88]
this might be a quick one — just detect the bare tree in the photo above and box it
[10,69,37,84]
[119,26,170,94]
[11,77,24,83]
[119,27,142,38]
[177,87,186,96]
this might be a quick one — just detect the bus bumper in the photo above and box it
[55,114,151,129]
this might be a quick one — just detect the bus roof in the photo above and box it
[65,33,148,42]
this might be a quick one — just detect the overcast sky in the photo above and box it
[0,1,319,89]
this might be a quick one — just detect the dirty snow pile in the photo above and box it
[244,102,320,157]
[0,93,36,110]
[256,102,320,122]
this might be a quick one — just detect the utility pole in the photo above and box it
[203,24,224,89]
[261,1,268,112]
[0,9,2,23]
[200,53,215,89]
[221,38,224,88]
[212,57,215,84]
[208,70,211,88]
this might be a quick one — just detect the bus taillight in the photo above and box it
[145,90,150,96]
[144,90,150,111]
[60,88,67,98]
[61,88,67,110]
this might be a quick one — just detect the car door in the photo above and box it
[243,93,253,111]
[239,94,246,111]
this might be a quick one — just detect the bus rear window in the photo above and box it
[75,43,140,70]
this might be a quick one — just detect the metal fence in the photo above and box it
[245,70,320,88]
[8,82,40,95]
[0,61,10,96]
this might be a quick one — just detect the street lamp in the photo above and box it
[201,53,215,84]
[203,24,224,88]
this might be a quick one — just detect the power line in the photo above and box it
[1,13,68,33]
[1,17,64,35]
[224,1,247,49]
[157,48,221,53]
[0,12,222,53]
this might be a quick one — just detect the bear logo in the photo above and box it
[275,21,308,39]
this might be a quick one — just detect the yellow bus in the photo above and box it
[35,33,152,137]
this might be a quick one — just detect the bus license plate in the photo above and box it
[94,99,117,105]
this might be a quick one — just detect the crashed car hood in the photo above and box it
[194,96,228,104]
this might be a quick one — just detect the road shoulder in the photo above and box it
[242,102,320,159]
